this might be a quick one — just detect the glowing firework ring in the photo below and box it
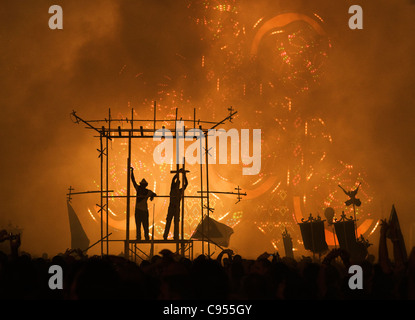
[249,12,330,94]
[250,13,326,56]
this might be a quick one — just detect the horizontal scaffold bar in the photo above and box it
[125,239,194,244]
[105,195,206,199]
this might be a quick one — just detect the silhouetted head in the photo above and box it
[140,179,148,187]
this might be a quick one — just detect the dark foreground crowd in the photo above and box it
[0,221,414,300]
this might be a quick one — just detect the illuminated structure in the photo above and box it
[69,105,246,259]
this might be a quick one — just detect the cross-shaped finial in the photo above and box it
[67,186,75,202]
[227,106,234,123]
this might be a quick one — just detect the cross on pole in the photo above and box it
[203,146,213,158]
[203,205,214,214]
[227,106,235,123]
[67,186,75,202]
[96,203,107,214]
[234,185,246,204]
[97,147,107,158]
[197,186,247,204]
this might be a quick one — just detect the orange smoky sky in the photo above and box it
[1,0,415,257]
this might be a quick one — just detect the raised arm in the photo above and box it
[217,248,233,265]
[351,182,361,196]
[171,173,179,188]
[338,184,348,196]
[130,167,138,190]
[183,173,188,190]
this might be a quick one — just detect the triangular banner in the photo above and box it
[191,215,234,247]
[67,201,90,252]
[387,204,407,263]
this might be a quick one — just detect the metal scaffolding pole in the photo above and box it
[125,133,132,259]
[125,108,133,259]
[105,108,111,255]
[199,125,204,255]
[204,129,211,256]
[100,133,104,256]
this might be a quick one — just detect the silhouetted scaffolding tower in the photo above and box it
[68,102,245,260]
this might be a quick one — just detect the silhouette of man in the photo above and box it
[163,169,188,240]
[131,167,156,240]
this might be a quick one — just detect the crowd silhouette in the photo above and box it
[0,218,414,300]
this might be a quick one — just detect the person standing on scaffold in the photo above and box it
[163,169,188,240]
[131,167,156,240]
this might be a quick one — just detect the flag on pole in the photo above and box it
[299,219,328,254]
[67,201,90,251]
[387,204,407,263]
[191,215,234,247]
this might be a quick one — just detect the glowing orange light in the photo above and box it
[253,17,264,29]
[313,13,324,23]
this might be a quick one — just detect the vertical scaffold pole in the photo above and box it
[106,108,111,255]
[181,158,185,256]
[205,131,210,257]
[199,125,204,255]
[125,109,133,260]
[100,133,104,256]
[125,133,132,260]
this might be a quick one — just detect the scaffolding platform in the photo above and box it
[69,104,243,260]
[127,239,194,244]
[126,239,195,262]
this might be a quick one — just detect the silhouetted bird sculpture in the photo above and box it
[338,183,361,207]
